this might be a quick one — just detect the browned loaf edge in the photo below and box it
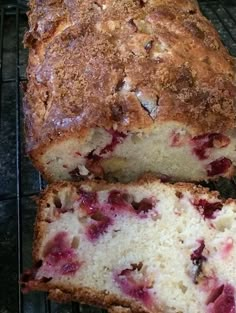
[24,0,236,160]
[28,177,228,313]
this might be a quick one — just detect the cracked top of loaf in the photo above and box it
[24,0,236,151]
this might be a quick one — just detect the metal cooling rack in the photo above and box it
[0,1,236,313]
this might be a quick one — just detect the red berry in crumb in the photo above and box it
[86,215,112,241]
[132,198,155,215]
[191,134,214,160]
[114,264,154,309]
[79,189,98,214]
[193,199,223,219]
[207,284,235,313]
[191,240,207,263]
[221,238,234,259]
[170,131,188,147]
[85,159,104,178]
[108,191,156,217]
[43,232,69,257]
[108,190,130,208]
[100,130,127,155]
[191,134,230,160]
[60,262,80,275]
[207,157,232,177]
[36,232,80,279]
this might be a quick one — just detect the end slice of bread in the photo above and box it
[22,179,236,313]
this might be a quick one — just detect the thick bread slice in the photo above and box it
[24,0,236,182]
[22,179,236,313]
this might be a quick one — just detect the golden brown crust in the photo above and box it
[49,285,152,313]
[24,0,236,153]
[28,281,151,313]
[108,306,133,313]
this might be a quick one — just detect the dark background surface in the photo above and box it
[0,1,236,313]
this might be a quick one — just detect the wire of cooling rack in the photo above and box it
[0,5,56,313]
[15,7,23,312]
[0,9,4,125]
[0,2,236,313]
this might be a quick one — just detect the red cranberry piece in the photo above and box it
[117,274,151,303]
[191,134,214,160]
[85,159,104,178]
[132,198,155,215]
[207,284,235,313]
[193,199,222,219]
[221,238,234,259]
[108,190,130,208]
[60,262,80,275]
[207,158,232,177]
[40,248,80,277]
[43,232,70,258]
[34,233,80,279]
[115,265,153,308]
[191,240,207,263]
[46,249,74,266]
[170,131,188,147]
[170,132,181,147]
[79,189,98,214]
[191,134,230,160]
[207,285,225,305]
[108,191,156,217]
[100,130,127,155]
[210,134,230,148]
[86,215,112,241]
[193,147,209,160]
[86,150,102,161]
[43,233,75,267]
[127,285,151,304]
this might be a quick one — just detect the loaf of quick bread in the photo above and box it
[24,0,236,182]
[22,178,236,313]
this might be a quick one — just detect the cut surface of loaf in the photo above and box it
[24,0,236,182]
[22,179,236,313]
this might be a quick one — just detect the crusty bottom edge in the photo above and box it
[26,281,157,313]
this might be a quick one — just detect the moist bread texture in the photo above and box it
[24,0,236,182]
[22,178,236,313]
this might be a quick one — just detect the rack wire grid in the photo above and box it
[0,1,236,313]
